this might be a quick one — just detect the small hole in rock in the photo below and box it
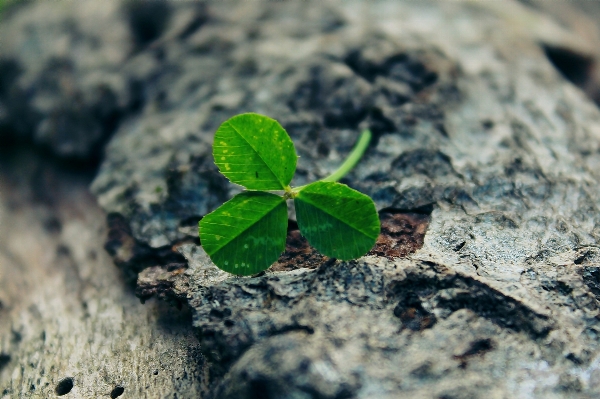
[481,119,494,130]
[55,377,74,396]
[0,353,10,371]
[110,385,125,398]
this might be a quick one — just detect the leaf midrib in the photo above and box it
[295,194,377,239]
[205,198,284,255]
[228,121,284,189]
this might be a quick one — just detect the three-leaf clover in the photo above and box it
[199,113,380,276]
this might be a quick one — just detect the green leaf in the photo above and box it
[294,181,380,260]
[213,113,297,190]
[199,191,287,275]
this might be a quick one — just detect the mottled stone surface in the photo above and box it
[4,0,600,398]
[0,149,208,398]
[90,1,600,397]
[0,0,207,161]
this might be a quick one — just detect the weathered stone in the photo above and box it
[0,0,208,161]
[0,149,208,398]
[4,0,600,398]
[90,1,600,397]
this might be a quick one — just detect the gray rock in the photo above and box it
[0,149,208,398]
[0,1,127,159]
[0,0,207,161]
[21,0,600,397]
[93,2,600,398]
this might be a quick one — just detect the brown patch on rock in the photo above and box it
[396,306,437,332]
[270,227,328,272]
[369,211,430,258]
[272,212,430,272]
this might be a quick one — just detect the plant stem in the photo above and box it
[321,129,372,182]
[291,129,372,194]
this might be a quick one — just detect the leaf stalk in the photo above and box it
[321,129,371,183]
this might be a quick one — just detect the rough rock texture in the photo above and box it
[525,0,600,105]
[4,0,600,398]
[0,150,209,398]
[0,0,207,161]
[0,1,127,160]
[88,0,600,397]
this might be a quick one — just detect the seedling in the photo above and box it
[199,113,380,275]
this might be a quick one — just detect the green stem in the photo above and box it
[291,129,372,194]
[321,129,372,182]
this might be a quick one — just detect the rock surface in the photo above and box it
[0,149,209,398]
[90,1,600,397]
[0,0,206,161]
[4,0,600,398]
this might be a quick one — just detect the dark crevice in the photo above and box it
[460,338,494,357]
[453,241,466,252]
[270,324,315,336]
[566,352,584,365]
[209,308,232,319]
[125,2,172,48]
[33,58,122,164]
[0,57,125,173]
[453,338,495,368]
[178,4,209,40]
[323,106,368,130]
[344,49,439,90]
[543,45,600,107]
[437,278,553,338]
[574,252,588,265]
[543,45,594,88]
[179,215,203,228]
[364,108,396,147]
[388,262,554,340]
[0,142,101,177]
[580,266,600,298]
[0,59,41,146]
[541,279,573,296]
[104,213,188,285]
[344,50,381,83]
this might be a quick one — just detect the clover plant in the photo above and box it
[199,113,380,275]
